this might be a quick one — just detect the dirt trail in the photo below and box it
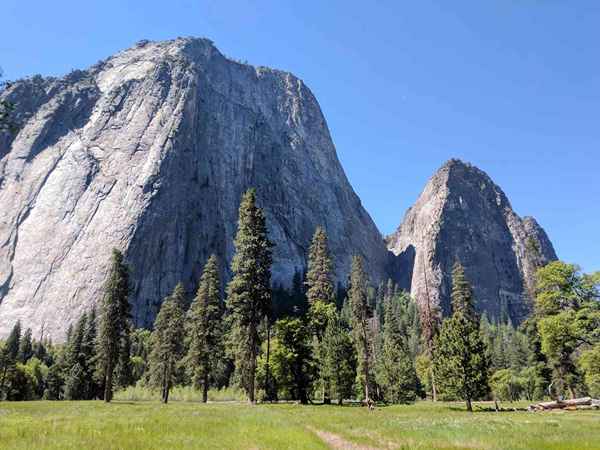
[307,426,382,450]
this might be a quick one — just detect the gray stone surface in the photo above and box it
[0,38,391,339]
[387,159,557,323]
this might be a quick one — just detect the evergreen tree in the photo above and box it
[0,321,21,399]
[320,315,356,405]
[226,189,273,403]
[4,321,21,361]
[44,363,63,400]
[115,328,133,389]
[272,317,314,404]
[348,255,374,404]
[306,227,335,306]
[82,308,99,399]
[186,255,225,403]
[97,249,129,402]
[149,283,186,404]
[17,328,33,363]
[64,314,87,400]
[376,293,419,403]
[305,227,336,403]
[434,262,489,412]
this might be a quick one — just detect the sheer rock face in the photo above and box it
[387,159,557,323]
[0,38,390,339]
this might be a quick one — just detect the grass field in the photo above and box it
[1,400,599,450]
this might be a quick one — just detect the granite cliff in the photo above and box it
[387,159,557,323]
[0,38,391,338]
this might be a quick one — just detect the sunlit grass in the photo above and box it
[0,400,598,449]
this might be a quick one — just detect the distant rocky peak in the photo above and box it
[388,159,556,323]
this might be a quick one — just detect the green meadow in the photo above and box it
[1,400,599,450]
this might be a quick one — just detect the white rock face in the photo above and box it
[0,38,390,339]
[387,159,557,322]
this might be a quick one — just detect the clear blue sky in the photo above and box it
[1,1,598,272]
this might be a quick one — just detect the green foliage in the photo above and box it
[18,328,33,363]
[489,369,523,402]
[579,344,600,397]
[434,263,489,411]
[348,255,374,402]
[186,255,225,402]
[320,315,356,404]
[534,261,600,398]
[375,292,419,404]
[306,227,335,306]
[258,317,314,403]
[148,283,186,403]
[96,249,130,402]
[226,189,273,402]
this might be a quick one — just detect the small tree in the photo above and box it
[321,314,356,405]
[226,189,273,403]
[0,321,21,399]
[434,263,488,412]
[17,328,33,363]
[376,293,419,404]
[186,255,225,402]
[149,283,186,404]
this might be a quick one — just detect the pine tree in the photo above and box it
[64,313,92,400]
[306,227,335,306]
[376,293,419,403]
[97,249,129,403]
[0,321,21,399]
[305,227,336,403]
[4,321,21,361]
[17,328,33,363]
[186,255,224,403]
[273,317,314,404]
[434,262,489,411]
[80,308,99,399]
[349,255,374,404]
[321,314,356,405]
[419,267,442,401]
[44,363,63,400]
[149,283,186,404]
[226,189,273,403]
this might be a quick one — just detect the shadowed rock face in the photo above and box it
[387,159,557,323]
[0,38,391,339]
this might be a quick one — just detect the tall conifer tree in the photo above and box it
[434,262,488,411]
[97,249,129,402]
[376,293,419,403]
[349,255,374,404]
[226,189,273,403]
[306,227,336,403]
[186,255,224,402]
[149,283,186,404]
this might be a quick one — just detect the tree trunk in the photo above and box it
[265,323,271,401]
[104,362,113,403]
[248,328,256,404]
[323,379,331,405]
[431,368,437,402]
[466,398,472,412]
[202,372,209,403]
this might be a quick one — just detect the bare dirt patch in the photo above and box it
[307,426,382,450]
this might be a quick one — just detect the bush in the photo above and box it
[114,384,246,402]
[490,369,523,401]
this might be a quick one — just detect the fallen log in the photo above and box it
[528,397,595,411]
